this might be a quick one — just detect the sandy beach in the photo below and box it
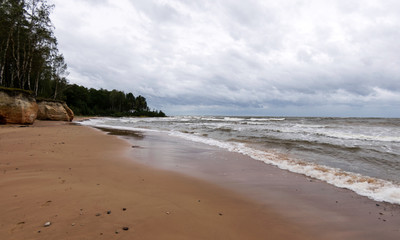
[119,128,400,239]
[0,120,315,240]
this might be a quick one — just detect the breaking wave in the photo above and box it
[79,117,400,205]
[169,131,400,205]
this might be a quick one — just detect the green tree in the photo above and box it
[134,95,148,112]
[0,0,65,99]
[63,84,89,115]
[125,92,135,111]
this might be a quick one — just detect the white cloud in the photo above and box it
[51,0,400,117]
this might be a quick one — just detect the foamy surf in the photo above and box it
[169,131,400,205]
[79,117,400,205]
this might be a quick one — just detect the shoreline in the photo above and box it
[79,116,400,206]
[0,121,315,239]
[102,126,400,239]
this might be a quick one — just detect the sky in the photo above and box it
[50,0,400,117]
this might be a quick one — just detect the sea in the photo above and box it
[80,116,400,205]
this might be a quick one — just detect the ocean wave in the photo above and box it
[249,117,285,121]
[79,119,163,133]
[315,131,400,143]
[79,117,400,205]
[223,117,246,121]
[259,123,400,143]
[243,121,265,125]
[215,127,235,132]
[169,131,400,205]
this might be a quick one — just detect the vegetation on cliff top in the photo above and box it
[0,86,34,96]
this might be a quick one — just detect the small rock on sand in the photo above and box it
[44,222,51,227]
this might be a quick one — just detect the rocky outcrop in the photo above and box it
[0,88,38,124]
[63,103,74,121]
[0,87,75,124]
[37,100,74,122]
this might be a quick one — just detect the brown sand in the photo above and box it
[0,121,314,240]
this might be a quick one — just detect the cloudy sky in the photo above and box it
[50,0,400,117]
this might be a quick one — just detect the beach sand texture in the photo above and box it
[0,121,314,240]
[111,126,400,240]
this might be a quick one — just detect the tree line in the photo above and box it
[0,0,67,98]
[63,84,166,117]
[0,0,165,117]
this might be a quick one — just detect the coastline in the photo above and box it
[0,121,314,240]
[104,126,400,239]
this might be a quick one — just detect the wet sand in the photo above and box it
[0,121,314,240]
[106,128,400,240]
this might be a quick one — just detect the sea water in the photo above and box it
[80,116,400,205]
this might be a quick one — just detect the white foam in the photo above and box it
[78,118,164,133]
[78,118,113,126]
[79,118,400,205]
[169,131,400,205]
[317,131,400,143]
[223,117,246,121]
[249,118,285,121]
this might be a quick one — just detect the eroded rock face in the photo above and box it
[0,90,38,124]
[62,102,74,121]
[37,100,74,122]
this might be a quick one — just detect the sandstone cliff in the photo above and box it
[0,88,38,124]
[0,87,74,124]
[37,100,74,122]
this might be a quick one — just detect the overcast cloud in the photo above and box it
[50,0,400,117]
